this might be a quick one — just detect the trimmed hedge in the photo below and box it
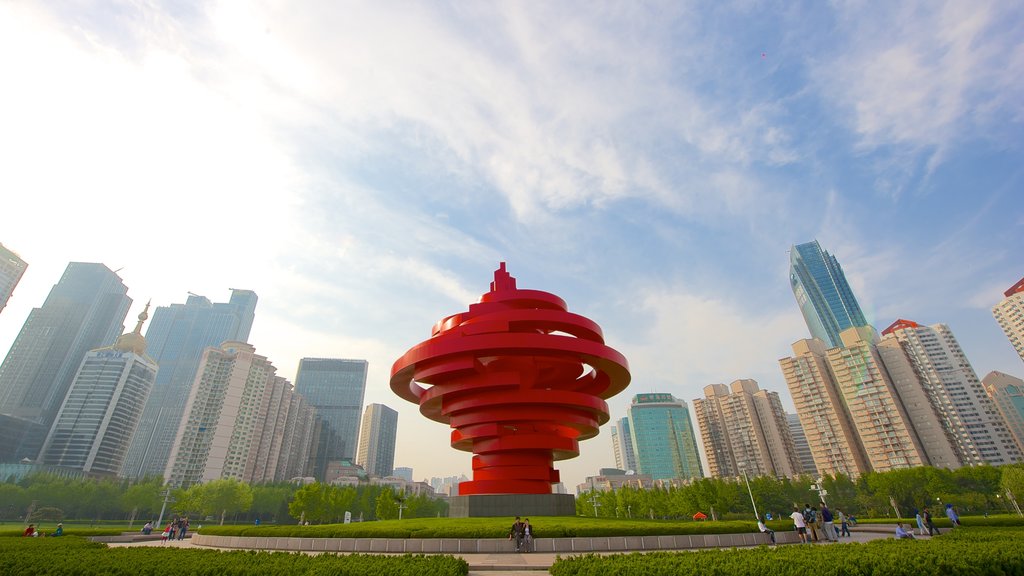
[550,526,1024,576]
[199,516,762,538]
[0,537,469,576]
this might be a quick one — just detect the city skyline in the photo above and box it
[1,2,1022,491]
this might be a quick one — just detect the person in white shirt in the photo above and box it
[790,507,808,544]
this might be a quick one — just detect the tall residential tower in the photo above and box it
[0,243,28,316]
[993,277,1024,363]
[122,289,257,479]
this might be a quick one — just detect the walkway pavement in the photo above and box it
[108,525,932,576]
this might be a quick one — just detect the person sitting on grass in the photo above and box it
[22,524,35,537]
[53,523,63,537]
[895,522,915,539]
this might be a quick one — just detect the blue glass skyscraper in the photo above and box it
[626,393,703,481]
[121,289,257,479]
[789,240,868,348]
[0,263,131,462]
[295,358,368,481]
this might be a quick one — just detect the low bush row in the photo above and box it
[550,526,1024,576]
[0,537,469,576]
[198,516,762,538]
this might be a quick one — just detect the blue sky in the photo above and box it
[1,1,1022,490]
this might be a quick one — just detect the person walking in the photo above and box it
[836,509,851,538]
[522,518,534,552]
[178,516,189,540]
[945,504,961,527]
[819,502,835,542]
[923,508,938,536]
[790,507,808,544]
[803,504,818,542]
[915,509,925,536]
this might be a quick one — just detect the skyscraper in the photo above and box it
[356,403,398,478]
[693,380,801,478]
[983,371,1024,453]
[38,304,157,475]
[122,289,257,479]
[993,277,1024,363]
[787,413,817,475]
[0,263,130,461]
[625,393,703,481]
[610,416,637,472]
[0,243,28,316]
[294,358,368,481]
[165,341,309,487]
[789,240,868,348]
[780,338,869,478]
[882,319,1021,466]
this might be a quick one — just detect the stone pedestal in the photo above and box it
[448,493,576,518]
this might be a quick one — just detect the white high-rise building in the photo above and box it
[356,403,398,478]
[38,305,157,475]
[993,278,1024,363]
[0,243,27,316]
[693,379,801,478]
[165,342,312,487]
[881,319,1021,466]
[610,417,637,472]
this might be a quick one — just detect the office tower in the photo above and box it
[787,413,817,475]
[38,304,157,474]
[610,416,637,472]
[165,341,307,487]
[789,240,868,348]
[882,319,1021,466]
[276,393,317,481]
[780,338,869,478]
[294,358,368,481]
[625,393,703,481]
[0,243,28,316]
[993,277,1024,363]
[394,467,414,482]
[0,263,130,461]
[983,371,1024,453]
[356,403,398,478]
[122,289,257,479]
[693,380,802,478]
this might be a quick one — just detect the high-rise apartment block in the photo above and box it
[0,243,28,316]
[993,277,1024,363]
[881,319,1020,466]
[123,289,257,479]
[624,393,703,481]
[165,342,312,487]
[610,416,637,472]
[38,305,157,475]
[787,413,817,475]
[356,403,398,478]
[294,358,368,481]
[789,240,868,348]
[780,338,868,478]
[0,263,131,462]
[693,379,802,478]
[983,371,1024,454]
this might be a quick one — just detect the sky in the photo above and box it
[1,1,1022,492]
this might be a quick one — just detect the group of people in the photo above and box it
[21,523,63,537]
[508,516,534,552]
[787,502,852,544]
[159,516,191,542]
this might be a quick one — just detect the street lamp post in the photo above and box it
[742,471,759,520]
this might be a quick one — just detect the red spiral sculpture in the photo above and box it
[390,263,630,495]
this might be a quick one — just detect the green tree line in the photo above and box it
[577,464,1024,520]
[0,475,446,524]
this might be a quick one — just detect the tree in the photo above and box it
[375,488,399,520]
[195,479,253,525]
[122,479,164,521]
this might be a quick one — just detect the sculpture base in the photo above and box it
[448,493,576,518]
